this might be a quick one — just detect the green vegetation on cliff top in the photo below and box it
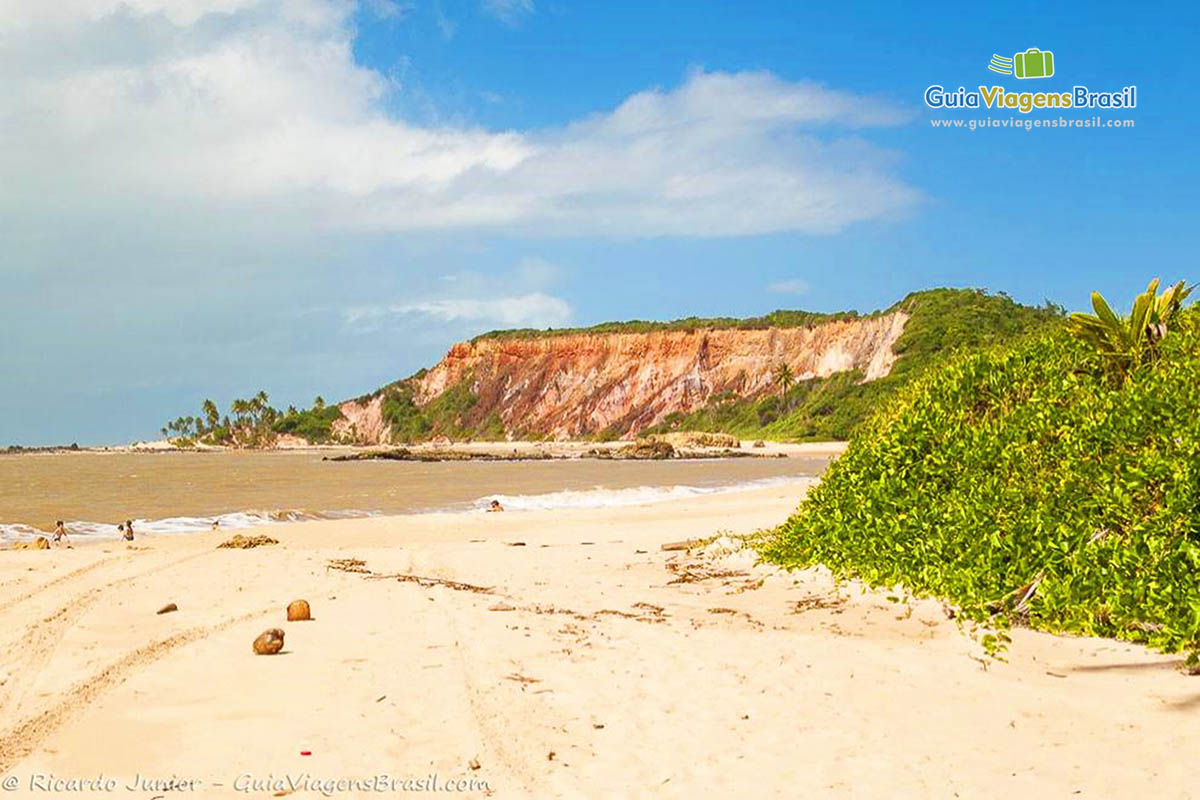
[763,281,1200,658]
[470,309,855,342]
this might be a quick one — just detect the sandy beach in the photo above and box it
[1,483,1197,799]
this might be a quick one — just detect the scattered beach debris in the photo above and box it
[217,534,279,549]
[707,607,739,615]
[326,557,369,573]
[595,609,640,619]
[660,539,701,552]
[789,594,847,614]
[467,758,481,771]
[488,603,517,612]
[286,600,312,621]
[252,628,285,655]
[10,537,51,551]
[505,541,527,547]
[156,603,178,615]
[631,602,665,616]
[753,440,766,448]
[664,561,747,585]
[504,673,541,685]
[326,558,493,593]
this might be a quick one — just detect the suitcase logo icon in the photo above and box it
[988,48,1055,79]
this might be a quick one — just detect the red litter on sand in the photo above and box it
[300,750,312,756]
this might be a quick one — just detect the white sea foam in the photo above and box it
[0,509,375,543]
[471,475,815,512]
[1,475,813,542]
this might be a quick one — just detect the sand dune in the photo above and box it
[1,485,1196,798]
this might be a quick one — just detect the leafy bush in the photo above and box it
[1068,277,1193,378]
[380,375,508,442]
[763,310,1200,655]
[272,404,344,443]
[381,384,431,443]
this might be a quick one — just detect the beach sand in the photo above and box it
[1,483,1196,798]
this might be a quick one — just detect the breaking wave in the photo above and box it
[469,475,815,512]
[1,476,813,542]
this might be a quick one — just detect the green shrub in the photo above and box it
[272,404,344,443]
[763,310,1200,655]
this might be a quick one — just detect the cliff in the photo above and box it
[333,311,908,443]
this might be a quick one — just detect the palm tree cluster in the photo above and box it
[162,391,327,446]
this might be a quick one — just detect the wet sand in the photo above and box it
[0,484,1196,798]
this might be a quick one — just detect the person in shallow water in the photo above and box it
[487,500,504,512]
[52,520,70,547]
[122,520,134,541]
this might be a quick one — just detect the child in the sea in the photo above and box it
[487,500,504,512]
[52,520,71,547]
[122,520,134,541]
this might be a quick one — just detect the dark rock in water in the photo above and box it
[253,628,285,655]
[287,600,312,621]
[157,602,179,615]
[217,534,279,549]
[615,440,675,460]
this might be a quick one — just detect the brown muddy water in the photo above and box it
[0,450,830,541]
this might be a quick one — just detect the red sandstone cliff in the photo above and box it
[333,311,908,443]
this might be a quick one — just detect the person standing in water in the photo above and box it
[122,520,135,541]
[52,520,71,547]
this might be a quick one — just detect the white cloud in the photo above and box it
[344,293,571,332]
[482,0,534,24]
[396,293,571,326]
[0,1,919,239]
[343,257,571,333]
[768,278,811,295]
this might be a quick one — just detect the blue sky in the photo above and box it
[1,0,1195,444]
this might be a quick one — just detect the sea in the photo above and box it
[0,450,831,543]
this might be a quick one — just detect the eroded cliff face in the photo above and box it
[336,311,908,443]
[331,394,392,445]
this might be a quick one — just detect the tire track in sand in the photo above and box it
[0,556,123,615]
[0,605,275,772]
[0,551,211,720]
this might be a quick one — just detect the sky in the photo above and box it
[1,0,1196,444]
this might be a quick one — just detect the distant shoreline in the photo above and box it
[2,439,848,460]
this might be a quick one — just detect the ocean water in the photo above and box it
[0,450,830,542]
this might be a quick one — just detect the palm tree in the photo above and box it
[774,362,794,396]
[202,399,220,432]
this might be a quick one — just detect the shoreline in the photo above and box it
[1,484,1196,797]
[4,472,823,546]
[2,439,849,459]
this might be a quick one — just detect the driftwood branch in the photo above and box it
[326,558,492,594]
